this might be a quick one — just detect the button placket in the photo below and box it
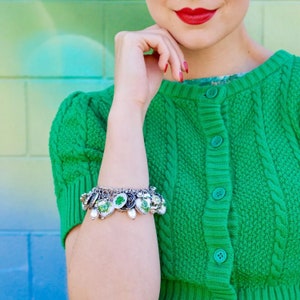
[199,86,235,296]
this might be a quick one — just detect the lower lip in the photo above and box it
[175,9,217,25]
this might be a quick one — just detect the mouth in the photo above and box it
[175,7,217,25]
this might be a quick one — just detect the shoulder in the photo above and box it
[269,50,300,100]
[289,53,300,83]
[282,51,300,98]
[279,50,300,82]
[49,85,114,183]
[50,85,114,142]
[279,52,300,139]
[53,85,114,123]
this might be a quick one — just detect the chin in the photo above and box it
[175,35,217,52]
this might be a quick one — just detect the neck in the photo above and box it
[165,24,273,81]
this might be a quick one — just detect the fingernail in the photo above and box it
[164,64,168,73]
[183,61,189,73]
[179,71,183,83]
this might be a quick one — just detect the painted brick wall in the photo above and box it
[1,1,300,299]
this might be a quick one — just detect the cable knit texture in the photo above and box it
[49,50,300,299]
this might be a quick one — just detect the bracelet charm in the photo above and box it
[80,186,166,220]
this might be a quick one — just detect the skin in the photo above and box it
[65,0,273,299]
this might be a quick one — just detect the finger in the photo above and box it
[157,28,187,72]
[141,33,183,81]
[144,27,187,81]
[159,43,182,81]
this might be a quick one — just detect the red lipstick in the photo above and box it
[175,7,217,25]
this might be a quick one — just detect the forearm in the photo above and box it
[67,103,161,300]
[98,103,149,188]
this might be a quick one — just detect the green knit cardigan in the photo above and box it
[49,50,300,299]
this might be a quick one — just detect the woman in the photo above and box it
[49,0,300,299]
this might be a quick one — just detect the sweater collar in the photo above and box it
[159,50,293,101]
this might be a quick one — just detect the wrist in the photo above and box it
[108,99,146,126]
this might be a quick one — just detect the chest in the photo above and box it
[145,90,300,287]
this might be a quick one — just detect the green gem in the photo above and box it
[141,200,150,213]
[115,195,125,206]
[98,202,110,213]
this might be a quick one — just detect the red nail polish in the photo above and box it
[164,64,168,73]
[179,71,183,83]
[183,61,189,73]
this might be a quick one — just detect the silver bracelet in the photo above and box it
[80,186,166,220]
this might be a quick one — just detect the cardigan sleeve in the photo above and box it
[49,88,113,246]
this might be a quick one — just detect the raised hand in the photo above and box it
[113,25,187,118]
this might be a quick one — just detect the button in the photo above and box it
[206,87,219,99]
[210,135,223,148]
[212,187,226,200]
[214,249,227,264]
